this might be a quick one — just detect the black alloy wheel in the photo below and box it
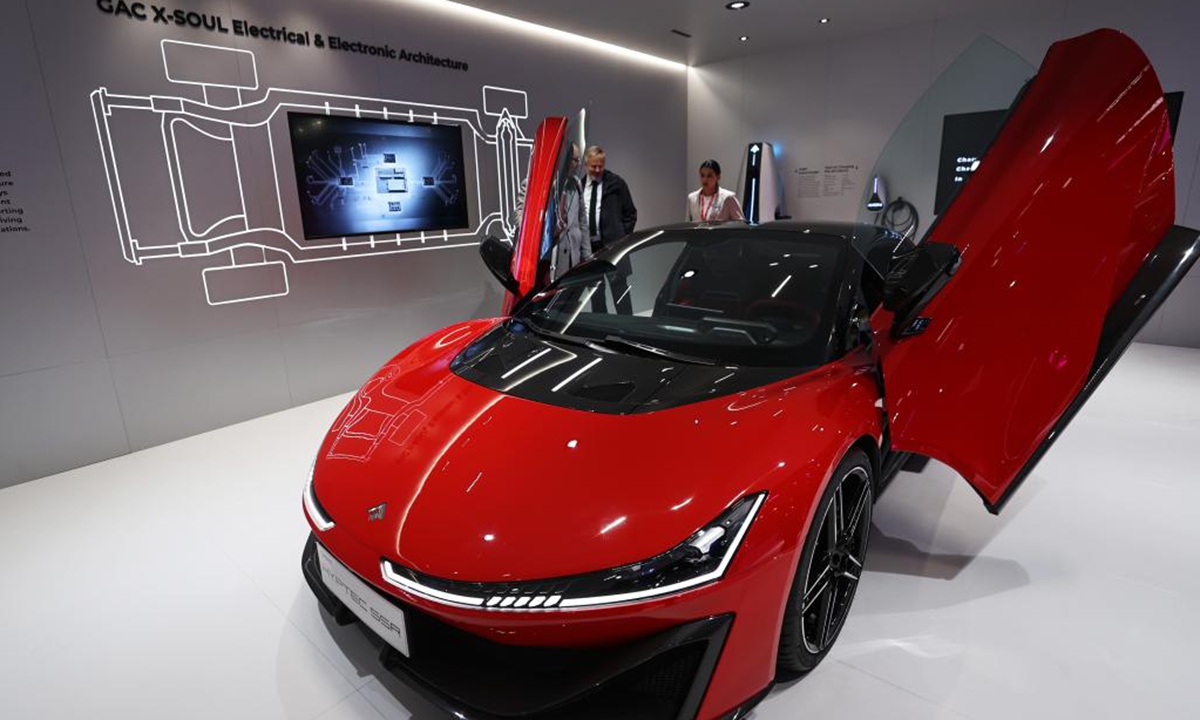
[777,449,874,674]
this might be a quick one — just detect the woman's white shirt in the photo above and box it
[687,187,745,222]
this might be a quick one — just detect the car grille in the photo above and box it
[302,534,733,720]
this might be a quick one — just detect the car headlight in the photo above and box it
[303,459,335,532]
[380,493,766,610]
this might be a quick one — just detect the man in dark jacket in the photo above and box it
[582,145,637,314]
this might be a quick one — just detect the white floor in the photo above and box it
[2,342,1199,720]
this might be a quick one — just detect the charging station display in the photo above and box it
[933,109,1007,216]
[1166,91,1184,140]
[935,92,1182,217]
[288,113,469,240]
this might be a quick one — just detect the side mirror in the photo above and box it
[843,305,875,354]
[883,241,961,338]
[856,314,875,350]
[479,235,521,295]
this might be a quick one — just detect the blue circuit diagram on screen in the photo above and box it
[91,38,534,305]
[290,114,468,239]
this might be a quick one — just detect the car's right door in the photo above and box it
[877,29,1200,513]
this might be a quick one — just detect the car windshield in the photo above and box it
[515,228,846,367]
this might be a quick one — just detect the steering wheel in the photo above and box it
[745,298,821,329]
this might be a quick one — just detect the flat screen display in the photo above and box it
[934,109,1007,217]
[287,113,469,240]
[1166,91,1184,141]
[935,92,1184,217]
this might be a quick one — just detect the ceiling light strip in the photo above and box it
[409,0,688,71]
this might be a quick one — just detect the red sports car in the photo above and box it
[301,30,1198,720]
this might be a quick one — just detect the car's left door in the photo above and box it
[504,109,588,313]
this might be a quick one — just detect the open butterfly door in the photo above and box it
[501,109,588,313]
[877,29,1200,513]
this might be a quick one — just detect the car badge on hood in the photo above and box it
[367,503,388,522]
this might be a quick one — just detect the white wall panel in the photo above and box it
[0,0,687,487]
[688,0,1200,348]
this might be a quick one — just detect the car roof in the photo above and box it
[642,220,894,242]
[628,221,905,274]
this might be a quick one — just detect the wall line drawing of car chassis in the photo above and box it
[90,39,533,306]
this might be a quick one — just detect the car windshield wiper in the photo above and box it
[522,322,635,358]
[515,318,597,351]
[599,335,717,366]
[517,319,717,366]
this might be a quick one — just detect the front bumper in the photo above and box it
[302,534,765,720]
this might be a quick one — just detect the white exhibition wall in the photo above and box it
[5,0,1199,489]
[687,0,1200,348]
[0,0,687,488]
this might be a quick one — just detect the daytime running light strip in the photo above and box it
[304,462,336,532]
[559,493,764,607]
[381,561,488,606]
[377,494,765,611]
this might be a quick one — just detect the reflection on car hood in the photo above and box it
[450,321,803,414]
[313,319,851,582]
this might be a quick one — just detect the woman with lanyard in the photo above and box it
[687,159,745,223]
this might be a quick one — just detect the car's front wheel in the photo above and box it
[776,448,874,675]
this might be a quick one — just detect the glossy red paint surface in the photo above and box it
[309,320,883,718]
[880,29,1175,507]
[306,27,1179,719]
[505,116,567,312]
[314,321,881,582]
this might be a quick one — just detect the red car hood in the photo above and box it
[313,319,848,582]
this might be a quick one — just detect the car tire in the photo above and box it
[776,448,874,675]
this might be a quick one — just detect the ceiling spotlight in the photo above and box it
[739,35,749,42]
[819,17,831,24]
[726,1,750,10]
